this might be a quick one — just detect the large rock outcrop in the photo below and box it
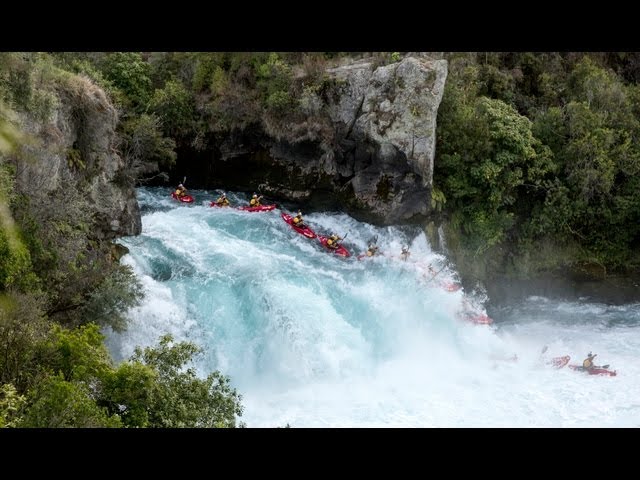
[326,55,448,222]
[13,75,140,239]
[196,54,448,225]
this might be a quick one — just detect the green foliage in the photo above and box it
[0,291,49,391]
[131,334,244,428]
[119,113,176,181]
[0,158,38,291]
[191,53,227,92]
[0,53,248,429]
[390,52,402,63]
[265,90,294,115]
[436,90,553,252]
[531,58,640,267]
[148,79,194,137]
[256,53,297,116]
[210,66,229,97]
[2,321,243,428]
[12,186,93,318]
[0,102,23,153]
[19,373,121,428]
[41,323,113,382]
[10,183,143,328]
[478,63,516,104]
[430,186,446,212]
[0,54,60,123]
[0,225,34,290]
[102,52,152,110]
[78,265,143,333]
[0,383,25,427]
[439,52,640,273]
[65,147,85,170]
[101,361,156,427]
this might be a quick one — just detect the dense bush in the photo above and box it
[435,53,640,273]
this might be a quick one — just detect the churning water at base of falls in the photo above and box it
[106,188,640,427]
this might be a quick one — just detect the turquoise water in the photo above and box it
[107,187,640,427]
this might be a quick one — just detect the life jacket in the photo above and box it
[250,198,260,206]
[217,198,228,205]
[366,250,373,257]
[583,357,593,368]
[293,216,301,224]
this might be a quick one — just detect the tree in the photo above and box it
[130,334,244,428]
[40,323,113,383]
[101,362,156,427]
[102,52,152,111]
[19,374,121,428]
[148,79,194,138]
[436,91,554,253]
[0,383,25,427]
[0,291,49,391]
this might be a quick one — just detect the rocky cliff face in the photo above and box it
[191,54,448,225]
[13,75,140,239]
[326,55,448,223]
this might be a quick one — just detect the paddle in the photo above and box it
[425,264,447,283]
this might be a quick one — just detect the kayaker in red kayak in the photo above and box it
[326,234,343,250]
[215,192,230,206]
[365,242,379,257]
[249,193,263,207]
[175,183,188,198]
[292,210,307,229]
[583,352,602,371]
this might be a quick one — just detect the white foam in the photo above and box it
[109,188,640,427]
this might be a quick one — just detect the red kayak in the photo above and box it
[318,235,350,257]
[171,192,194,203]
[237,204,277,212]
[281,213,316,239]
[569,365,617,377]
[458,311,493,325]
[442,282,462,292]
[548,355,570,369]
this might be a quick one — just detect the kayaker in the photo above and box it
[250,193,263,207]
[582,352,598,370]
[400,246,410,261]
[292,210,306,228]
[365,243,379,257]
[215,192,230,206]
[175,183,187,197]
[326,234,342,249]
